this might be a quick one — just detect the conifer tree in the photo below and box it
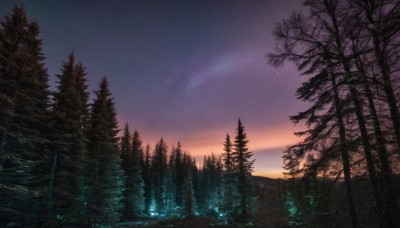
[48,53,89,225]
[182,171,196,217]
[142,144,152,214]
[0,5,50,225]
[166,145,176,213]
[199,153,222,215]
[189,157,201,214]
[86,78,124,225]
[124,129,145,219]
[221,133,236,217]
[282,146,301,192]
[74,62,90,129]
[174,142,184,207]
[197,156,209,213]
[232,119,254,221]
[151,138,168,213]
[120,123,131,159]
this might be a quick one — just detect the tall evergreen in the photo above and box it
[174,142,184,207]
[232,119,254,221]
[182,171,196,217]
[120,123,131,160]
[0,5,50,226]
[142,144,152,214]
[122,129,145,220]
[86,78,124,225]
[48,53,89,225]
[198,153,222,214]
[221,133,236,217]
[74,62,90,130]
[151,138,168,213]
[166,145,176,213]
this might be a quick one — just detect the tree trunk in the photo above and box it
[324,2,393,226]
[355,52,398,226]
[329,66,358,228]
[47,150,59,223]
[364,4,400,154]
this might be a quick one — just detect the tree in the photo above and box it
[199,153,221,215]
[165,145,176,213]
[48,53,89,225]
[120,123,131,161]
[221,133,236,218]
[151,138,168,214]
[268,1,400,226]
[174,142,184,207]
[282,146,301,193]
[232,119,254,221]
[353,0,400,153]
[120,124,146,220]
[86,78,124,225]
[0,5,50,226]
[182,171,196,217]
[142,144,152,214]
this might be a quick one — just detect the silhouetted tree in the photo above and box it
[86,78,124,225]
[165,145,176,213]
[221,133,236,218]
[151,138,168,213]
[174,142,185,207]
[182,171,196,217]
[269,0,400,226]
[120,125,145,220]
[232,119,254,221]
[0,5,50,226]
[142,144,152,214]
[48,53,89,225]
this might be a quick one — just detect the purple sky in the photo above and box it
[1,0,307,178]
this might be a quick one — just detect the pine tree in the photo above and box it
[86,78,124,225]
[282,146,301,193]
[190,157,201,216]
[166,145,176,213]
[198,153,222,216]
[122,129,145,220]
[221,133,236,217]
[48,53,89,225]
[232,119,254,221]
[142,144,152,214]
[174,142,184,207]
[74,62,90,130]
[151,138,167,214]
[0,5,50,226]
[120,123,131,161]
[182,171,196,217]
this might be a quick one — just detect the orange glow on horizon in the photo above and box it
[253,170,285,179]
[118,116,305,178]
[184,124,304,156]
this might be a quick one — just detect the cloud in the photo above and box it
[185,49,258,92]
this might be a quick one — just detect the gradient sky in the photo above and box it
[1,0,308,178]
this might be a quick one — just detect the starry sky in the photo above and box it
[1,0,307,178]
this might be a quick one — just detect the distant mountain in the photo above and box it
[252,176,283,188]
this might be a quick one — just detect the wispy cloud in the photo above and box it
[186,49,258,92]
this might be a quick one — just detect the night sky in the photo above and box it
[1,0,307,178]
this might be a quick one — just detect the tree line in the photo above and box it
[0,6,255,227]
[269,0,400,227]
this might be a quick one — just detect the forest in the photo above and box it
[1,0,400,227]
[0,5,256,227]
